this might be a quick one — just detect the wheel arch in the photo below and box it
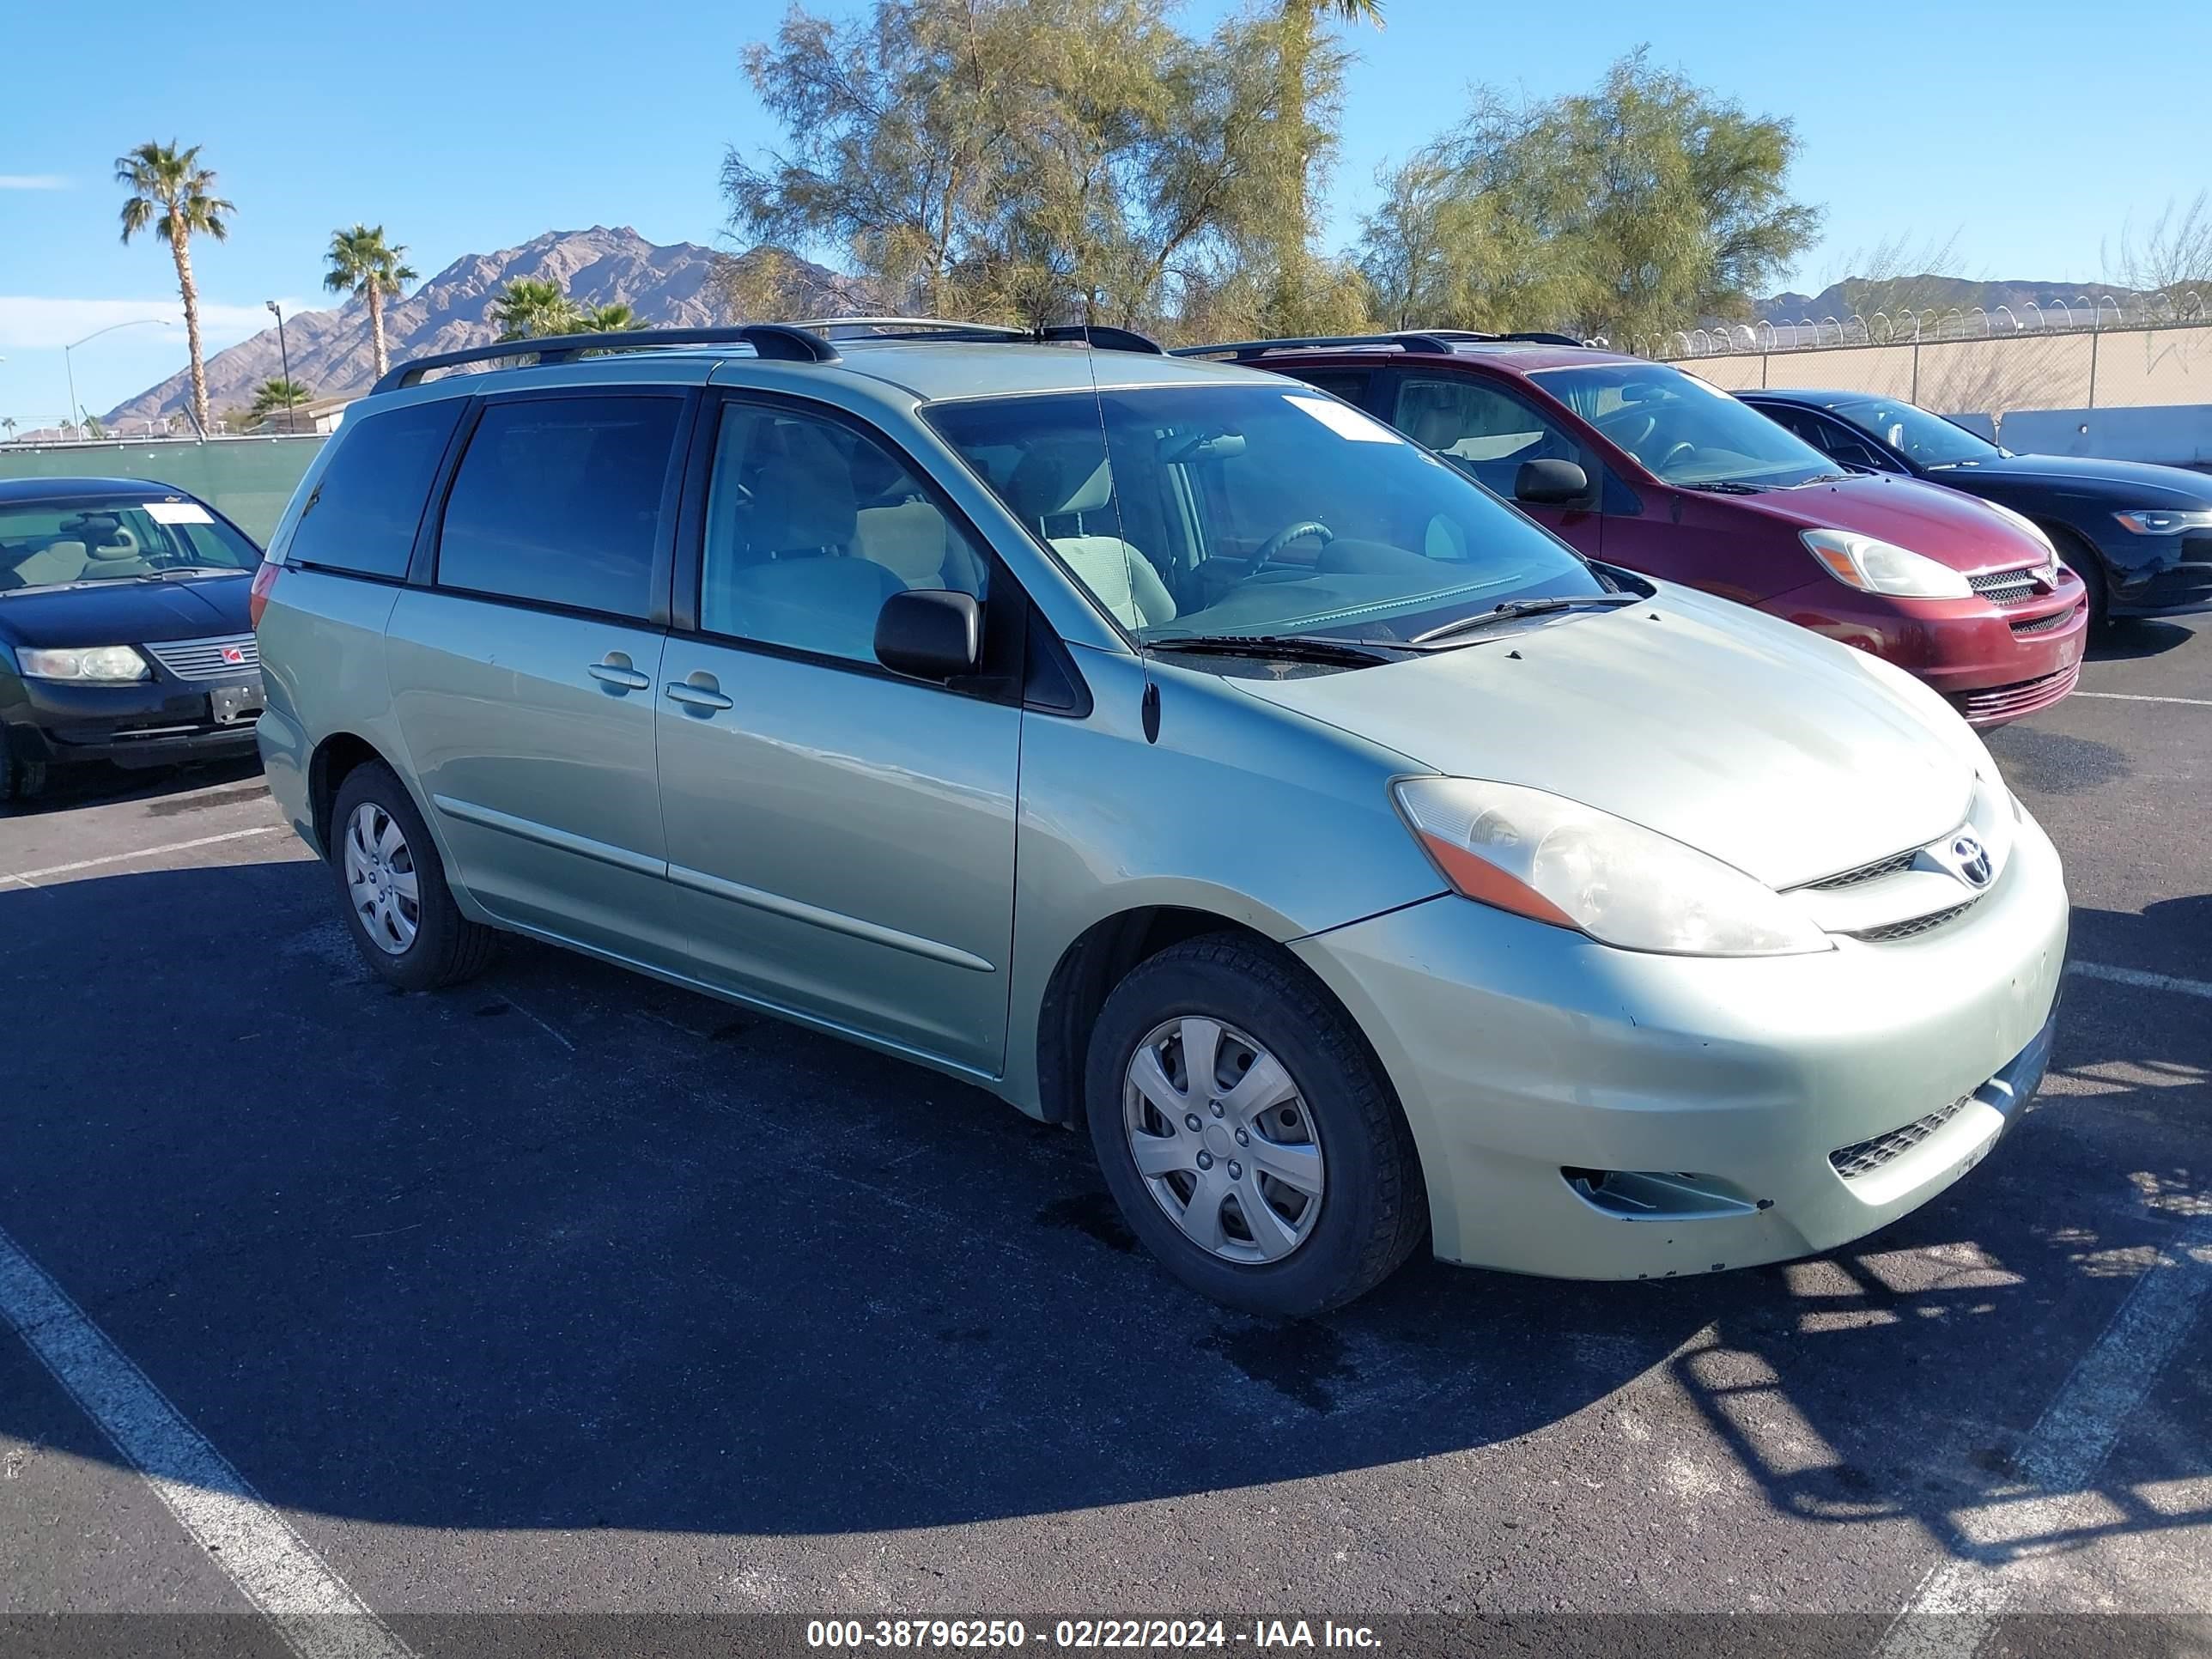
[1032,904,1384,1133]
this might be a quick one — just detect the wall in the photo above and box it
[0,436,323,548]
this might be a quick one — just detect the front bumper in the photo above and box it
[1293,808,2069,1279]
[3,671,264,769]
[1771,576,2087,727]
[2107,534,2212,618]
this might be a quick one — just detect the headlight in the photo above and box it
[2114,508,2212,536]
[1393,777,1832,957]
[15,645,150,683]
[1801,529,1972,599]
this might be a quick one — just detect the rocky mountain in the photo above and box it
[106,228,871,424]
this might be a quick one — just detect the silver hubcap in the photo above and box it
[1122,1016,1324,1265]
[343,801,420,956]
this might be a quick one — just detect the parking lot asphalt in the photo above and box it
[3,620,2209,1656]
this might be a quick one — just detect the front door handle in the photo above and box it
[587,653,652,692]
[666,672,733,713]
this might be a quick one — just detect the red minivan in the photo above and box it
[1187,335,2087,726]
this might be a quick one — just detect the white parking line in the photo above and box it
[2073,691,2212,708]
[3,823,286,886]
[2069,959,2212,1001]
[1872,1219,2212,1659]
[0,1224,412,1659]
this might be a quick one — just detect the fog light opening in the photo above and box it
[1561,1168,1765,1221]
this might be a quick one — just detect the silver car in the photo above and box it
[252,321,2068,1316]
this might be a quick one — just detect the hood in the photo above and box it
[1231,586,1982,890]
[0,574,252,652]
[1933,452,2212,506]
[1728,472,2051,573]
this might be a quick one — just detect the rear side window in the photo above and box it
[287,399,464,578]
[434,396,680,620]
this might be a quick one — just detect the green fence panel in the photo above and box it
[0,436,324,549]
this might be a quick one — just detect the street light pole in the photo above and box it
[63,318,174,429]
[266,301,294,433]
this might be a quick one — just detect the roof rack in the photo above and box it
[794,315,1166,356]
[371,324,842,394]
[1169,331,1461,361]
[1170,329,1590,362]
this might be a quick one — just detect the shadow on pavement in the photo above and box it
[0,865,2204,1559]
[2087,620,2197,665]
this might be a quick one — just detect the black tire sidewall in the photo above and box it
[1085,941,1416,1316]
[329,763,468,991]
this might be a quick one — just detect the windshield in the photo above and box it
[1832,398,2005,470]
[0,493,261,592]
[923,383,1604,647]
[1534,362,1837,488]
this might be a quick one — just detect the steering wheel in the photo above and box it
[1656,440,1698,472]
[1250,520,1334,569]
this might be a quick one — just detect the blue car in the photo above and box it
[0,477,266,802]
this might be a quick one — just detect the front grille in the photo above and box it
[1847,902,1976,943]
[2009,603,2082,635]
[142,635,260,682]
[2181,533,2211,567]
[1830,1096,1971,1179]
[1954,662,2080,724]
[1967,567,2042,605]
[1808,848,1917,890]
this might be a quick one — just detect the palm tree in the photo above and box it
[490,277,581,341]
[577,301,639,333]
[115,142,234,437]
[1,417,15,441]
[325,224,419,380]
[251,378,313,429]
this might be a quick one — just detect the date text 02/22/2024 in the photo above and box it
[805,1619,1383,1650]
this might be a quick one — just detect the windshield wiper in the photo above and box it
[1146,633,1401,666]
[137,565,243,580]
[1784,471,1857,487]
[1677,479,1768,495]
[1409,592,1638,647]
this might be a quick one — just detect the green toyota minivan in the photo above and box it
[253,321,2066,1316]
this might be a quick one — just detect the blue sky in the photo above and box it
[2,0,2205,426]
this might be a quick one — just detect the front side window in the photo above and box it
[700,403,988,664]
[288,398,463,578]
[925,383,1603,648]
[0,494,262,591]
[1393,375,1596,503]
[1535,362,1838,489]
[435,395,679,619]
[1832,399,2004,471]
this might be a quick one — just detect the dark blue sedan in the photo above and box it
[1,477,265,803]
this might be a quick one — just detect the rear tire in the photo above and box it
[330,762,497,991]
[1085,933,1427,1316]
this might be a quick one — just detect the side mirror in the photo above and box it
[1515,459,1589,507]
[875,588,982,680]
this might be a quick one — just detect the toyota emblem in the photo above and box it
[1950,833,1993,888]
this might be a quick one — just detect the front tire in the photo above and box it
[0,742,49,805]
[1085,934,1427,1316]
[2055,532,2109,632]
[330,762,497,991]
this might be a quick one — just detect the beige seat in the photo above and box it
[1006,445,1176,629]
[11,539,91,587]
[854,501,953,588]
